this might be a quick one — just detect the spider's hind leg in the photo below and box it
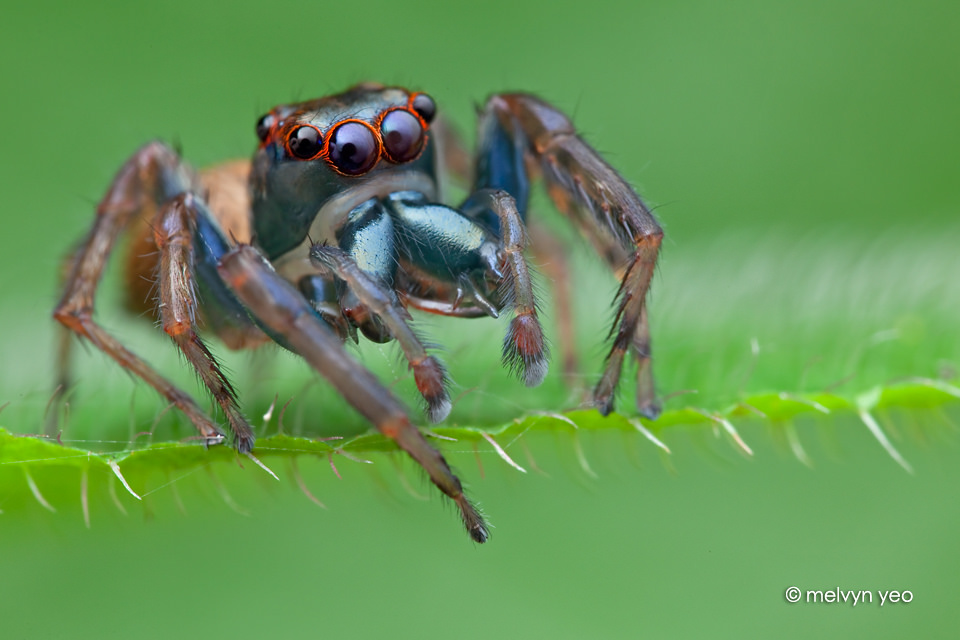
[472,94,662,418]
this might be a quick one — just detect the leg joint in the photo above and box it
[53,306,90,334]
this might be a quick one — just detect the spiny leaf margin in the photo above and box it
[1,379,956,505]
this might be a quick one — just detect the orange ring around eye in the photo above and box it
[407,92,435,127]
[284,123,325,160]
[323,119,382,176]
[377,107,427,164]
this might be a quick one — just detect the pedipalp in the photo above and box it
[472,188,549,388]
[309,243,453,423]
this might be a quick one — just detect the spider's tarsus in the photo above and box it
[523,358,549,388]
[234,433,255,454]
[594,393,615,417]
[637,400,662,421]
[427,397,453,423]
[455,495,490,543]
[470,524,490,544]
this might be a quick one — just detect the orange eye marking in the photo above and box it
[267,120,282,147]
[323,119,382,176]
[406,93,433,130]
[284,123,325,161]
[377,107,428,164]
[408,91,437,126]
[321,118,382,156]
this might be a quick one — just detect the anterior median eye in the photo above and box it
[380,110,425,163]
[327,121,380,175]
[287,125,323,159]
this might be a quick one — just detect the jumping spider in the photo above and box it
[54,83,662,542]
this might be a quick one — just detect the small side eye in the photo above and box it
[411,93,436,124]
[380,110,425,163]
[287,125,323,159]
[327,121,380,175]
[256,113,275,142]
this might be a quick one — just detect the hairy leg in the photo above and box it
[53,142,225,445]
[469,189,549,387]
[310,243,452,423]
[218,244,489,542]
[154,193,256,451]
[473,94,662,417]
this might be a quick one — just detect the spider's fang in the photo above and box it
[466,280,499,318]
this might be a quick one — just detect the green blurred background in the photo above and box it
[1,0,959,637]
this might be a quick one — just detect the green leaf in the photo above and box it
[2,339,957,517]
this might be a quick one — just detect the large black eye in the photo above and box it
[327,121,380,175]
[288,125,322,159]
[256,113,275,142]
[380,110,425,163]
[411,93,436,124]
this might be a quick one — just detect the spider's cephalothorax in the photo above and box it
[53,83,662,542]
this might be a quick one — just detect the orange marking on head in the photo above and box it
[223,269,249,290]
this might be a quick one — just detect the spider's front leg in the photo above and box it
[470,94,663,418]
[217,245,489,543]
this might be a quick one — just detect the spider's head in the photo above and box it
[253,84,436,179]
[249,84,439,257]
